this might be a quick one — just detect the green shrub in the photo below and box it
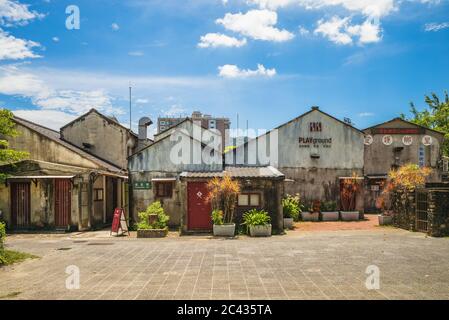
[321,201,337,212]
[282,194,304,221]
[242,209,271,227]
[211,209,224,225]
[137,201,170,230]
[0,222,6,264]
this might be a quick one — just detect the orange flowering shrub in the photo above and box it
[206,174,240,224]
[341,173,362,211]
[388,164,432,191]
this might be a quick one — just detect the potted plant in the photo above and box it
[206,175,240,237]
[282,194,303,229]
[301,200,320,222]
[136,201,170,238]
[321,201,339,221]
[242,209,272,237]
[340,174,361,221]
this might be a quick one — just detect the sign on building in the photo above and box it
[133,181,152,190]
[419,145,425,167]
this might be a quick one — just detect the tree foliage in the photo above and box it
[401,91,449,156]
[0,109,29,182]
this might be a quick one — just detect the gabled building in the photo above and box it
[363,117,447,212]
[232,106,366,211]
[0,115,129,231]
[128,118,285,233]
[60,108,152,170]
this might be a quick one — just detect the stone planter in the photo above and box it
[321,211,339,221]
[340,211,360,221]
[137,228,168,238]
[378,215,393,225]
[213,223,236,237]
[249,224,272,237]
[301,212,319,222]
[283,218,294,229]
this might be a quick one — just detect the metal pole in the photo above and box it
[129,85,132,130]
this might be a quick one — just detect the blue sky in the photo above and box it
[0,0,448,135]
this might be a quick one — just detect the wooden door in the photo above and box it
[11,182,31,229]
[54,179,72,227]
[187,182,212,230]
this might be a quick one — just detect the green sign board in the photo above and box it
[133,181,152,190]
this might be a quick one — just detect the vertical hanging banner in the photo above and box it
[110,208,129,236]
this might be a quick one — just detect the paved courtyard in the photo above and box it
[1,228,449,300]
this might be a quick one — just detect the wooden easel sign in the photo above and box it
[110,207,129,236]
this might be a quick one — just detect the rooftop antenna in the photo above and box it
[129,82,132,131]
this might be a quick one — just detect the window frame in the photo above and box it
[94,188,104,201]
[237,192,261,207]
[154,181,174,198]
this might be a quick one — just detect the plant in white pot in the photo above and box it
[301,200,320,222]
[243,209,272,237]
[340,174,361,221]
[206,175,240,237]
[321,201,339,221]
[282,194,303,229]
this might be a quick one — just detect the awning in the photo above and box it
[7,175,75,179]
[151,177,177,182]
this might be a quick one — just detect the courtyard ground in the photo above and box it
[1,227,449,300]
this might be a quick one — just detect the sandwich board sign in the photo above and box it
[110,208,129,236]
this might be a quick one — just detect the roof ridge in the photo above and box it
[13,115,60,134]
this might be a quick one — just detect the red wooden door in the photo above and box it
[54,179,71,227]
[187,182,212,230]
[11,182,31,228]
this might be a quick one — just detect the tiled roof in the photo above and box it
[13,116,123,173]
[180,166,284,179]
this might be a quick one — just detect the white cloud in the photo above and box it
[314,16,353,45]
[0,65,122,115]
[347,19,382,44]
[248,0,397,18]
[198,33,247,48]
[0,0,44,26]
[13,109,76,130]
[111,22,120,31]
[52,36,59,42]
[162,104,187,116]
[218,64,276,78]
[0,29,41,60]
[298,26,310,36]
[424,22,449,32]
[135,98,149,104]
[128,50,144,56]
[314,16,381,45]
[358,112,374,117]
[216,9,294,42]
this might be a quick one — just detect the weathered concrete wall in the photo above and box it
[61,111,137,169]
[282,168,364,211]
[130,171,181,227]
[0,180,81,229]
[93,176,104,224]
[364,119,443,178]
[6,123,101,169]
[129,132,222,173]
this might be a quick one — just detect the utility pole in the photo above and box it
[129,84,132,130]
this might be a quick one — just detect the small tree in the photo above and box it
[388,164,432,191]
[0,109,28,182]
[341,173,361,211]
[137,201,170,230]
[206,174,240,224]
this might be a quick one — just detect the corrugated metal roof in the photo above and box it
[180,166,284,179]
[13,116,123,173]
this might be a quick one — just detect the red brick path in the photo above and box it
[292,214,380,232]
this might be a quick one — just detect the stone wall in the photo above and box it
[427,190,449,237]
[391,190,416,231]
